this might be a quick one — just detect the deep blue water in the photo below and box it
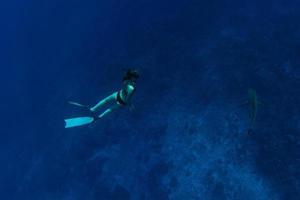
[1,0,300,199]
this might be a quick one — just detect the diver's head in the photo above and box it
[123,69,139,83]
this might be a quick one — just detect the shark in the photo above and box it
[241,88,262,134]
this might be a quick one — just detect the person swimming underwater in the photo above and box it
[64,69,139,128]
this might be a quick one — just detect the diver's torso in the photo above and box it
[116,82,136,105]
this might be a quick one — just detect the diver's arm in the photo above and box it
[128,103,135,111]
[123,84,135,103]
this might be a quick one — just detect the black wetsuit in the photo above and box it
[116,84,136,106]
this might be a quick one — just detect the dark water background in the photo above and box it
[1,0,300,199]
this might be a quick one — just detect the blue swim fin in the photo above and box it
[64,116,95,128]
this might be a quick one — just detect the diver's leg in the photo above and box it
[98,104,121,118]
[90,92,117,112]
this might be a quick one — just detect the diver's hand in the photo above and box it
[129,104,135,111]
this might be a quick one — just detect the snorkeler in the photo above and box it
[64,69,139,128]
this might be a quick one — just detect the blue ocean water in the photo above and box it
[1,0,300,199]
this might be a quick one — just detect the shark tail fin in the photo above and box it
[257,101,263,105]
[239,100,249,107]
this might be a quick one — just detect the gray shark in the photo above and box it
[241,88,261,134]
